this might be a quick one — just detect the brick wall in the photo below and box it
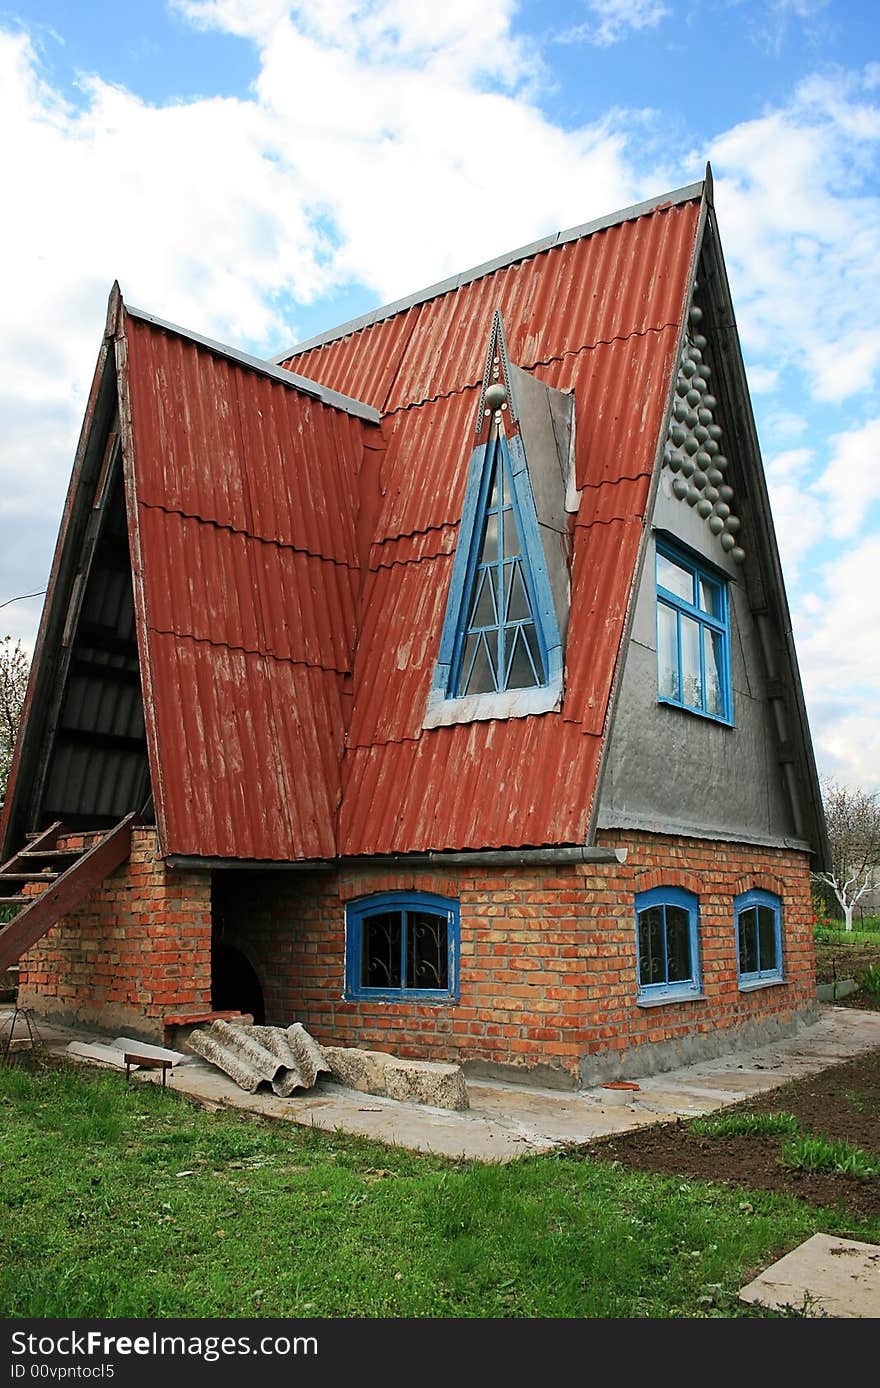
[18,828,211,1041]
[218,829,817,1085]
[19,827,816,1074]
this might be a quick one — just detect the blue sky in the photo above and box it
[0,0,878,792]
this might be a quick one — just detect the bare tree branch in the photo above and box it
[812,780,880,930]
[0,636,30,801]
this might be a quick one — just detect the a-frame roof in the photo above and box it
[2,175,828,866]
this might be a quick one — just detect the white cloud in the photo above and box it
[764,410,807,439]
[765,447,823,583]
[555,0,670,47]
[0,7,639,635]
[747,0,832,57]
[795,535,880,794]
[812,418,880,541]
[710,66,880,405]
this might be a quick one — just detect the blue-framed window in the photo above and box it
[655,538,732,723]
[344,892,459,1003]
[635,886,701,1001]
[735,889,783,986]
[450,432,549,697]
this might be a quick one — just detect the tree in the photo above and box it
[0,636,30,803]
[813,780,880,931]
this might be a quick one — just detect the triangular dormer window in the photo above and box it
[424,311,577,727]
[453,432,547,696]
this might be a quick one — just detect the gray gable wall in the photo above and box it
[595,474,804,850]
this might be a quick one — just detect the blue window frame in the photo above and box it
[735,889,783,986]
[426,423,563,724]
[344,892,459,1003]
[635,886,701,1001]
[655,538,732,723]
[450,432,550,697]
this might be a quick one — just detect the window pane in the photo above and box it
[657,553,692,603]
[657,603,679,700]
[506,626,536,689]
[523,623,546,684]
[665,906,692,983]
[464,633,495,695]
[699,576,722,618]
[757,906,778,972]
[362,912,402,989]
[406,911,449,990]
[638,906,665,986]
[739,907,758,975]
[506,561,531,622]
[469,568,496,628]
[704,628,724,717]
[458,633,478,695]
[480,512,498,566]
[680,614,702,709]
[503,508,520,558]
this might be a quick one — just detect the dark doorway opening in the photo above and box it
[211,942,265,1024]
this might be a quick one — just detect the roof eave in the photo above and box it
[124,303,380,424]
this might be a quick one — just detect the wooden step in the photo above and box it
[17,849,82,863]
[0,896,28,907]
[0,873,60,884]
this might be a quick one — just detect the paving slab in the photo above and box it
[6,1004,880,1162]
[739,1234,880,1318]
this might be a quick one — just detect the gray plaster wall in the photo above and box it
[595,470,799,848]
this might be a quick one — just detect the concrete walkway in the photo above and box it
[4,1003,879,1162]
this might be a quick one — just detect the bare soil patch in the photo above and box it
[589,1042,880,1224]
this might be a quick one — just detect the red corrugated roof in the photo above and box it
[118,190,701,859]
[122,313,376,861]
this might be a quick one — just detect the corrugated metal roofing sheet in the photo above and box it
[125,317,367,564]
[118,190,700,859]
[288,202,699,414]
[340,719,602,856]
[136,506,357,673]
[122,314,378,861]
[146,633,345,861]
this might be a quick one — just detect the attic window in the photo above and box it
[655,538,732,724]
[424,309,575,729]
[453,434,547,696]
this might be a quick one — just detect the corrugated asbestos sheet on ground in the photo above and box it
[120,194,700,859]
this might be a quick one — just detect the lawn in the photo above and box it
[1,1055,877,1320]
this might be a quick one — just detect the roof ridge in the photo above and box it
[275,179,704,363]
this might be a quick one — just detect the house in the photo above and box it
[0,169,829,1086]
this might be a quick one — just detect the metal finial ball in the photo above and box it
[484,383,508,410]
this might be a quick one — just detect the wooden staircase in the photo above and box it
[0,815,135,975]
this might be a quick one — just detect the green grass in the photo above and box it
[1,1059,876,1319]
[780,1136,880,1178]
[860,964,880,998]
[691,1111,800,1138]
